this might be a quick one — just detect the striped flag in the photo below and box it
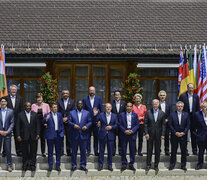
[201,45,207,102]
[178,48,183,98]
[0,45,8,97]
[197,47,201,95]
[179,49,190,96]
[193,45,198,93]
[189,47,196,89]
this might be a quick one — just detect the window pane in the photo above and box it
[76,67,88,77]
[76,79,88,101]
[24,80,40,104]
[6,67,44,76]
[110,69,123,76]
[58,79,71,97]
[93,79,105,103]
[59,69,71,77]
[93,67,106,76]
[138,68,178,77]
[160,80,178,111]
[110,79,123,101]
[140,80,157,109]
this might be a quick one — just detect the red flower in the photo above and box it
[130,89,133,92]
[40,77,42,81]
[132,99,134,102]
[45,80,48,83]
[42,83,44,85]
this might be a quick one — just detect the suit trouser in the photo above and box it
[0,134,12,168]
[113,129,122,155]
[71,137,87,168]
[137,124,144,154]
[146,136,161,167]
[164,125,170,153]
[62,124,71,155]
[99,135,114,167]
[87,124,99,153]
[47,135,63,168]
[170,135,187,167]
[40,124,46,155]
[22,139,38,168]
[190,114,197,153]
[121,136,136,167]
[197,140,207,165]
[13,126,22,154]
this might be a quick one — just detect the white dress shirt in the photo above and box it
[203,112,207,126]
[126,112,132,129]
[1,107,7,128]
[153,109,159,122]
[10,95,16,108]
[115,100,120,113]
[77,110,83,123]
[177,111,182,125]
[188,93,193,113]
[64,98,69,110]
[106,112,111,125]
[25,111,31,124]
[89,96,95,108]
[160,101,166,113]
[52,112,58,131]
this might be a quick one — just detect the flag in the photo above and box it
[193,45,198,93]
[188,47,196,89]
[178,48,183,98]
[197,47,203,99]
[0,45,8,97]
[201,45,207,102]
[179,49,190,96]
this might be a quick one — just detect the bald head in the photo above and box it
[152,99,159,111]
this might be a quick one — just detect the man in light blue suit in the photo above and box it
[95,103,117,171]
[0,97,14,172]
[82,86,103,156]
[43,102,64,172]
[68,100,92,172]
[119,102,139,171]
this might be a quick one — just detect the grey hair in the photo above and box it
[158,90,167,97]
[176,101,184,107]
[10,84,17,90]
[134,93,142,100]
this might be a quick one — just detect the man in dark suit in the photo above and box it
[111,90,126,156]
[68,100,92,172]
[82,86,103,156]
[168,101,190,171]
[95,103,117,171]
[0,97,14,172]
[119,102,139,171]
[43,103,64,172]
[195,101,207,170]
[179,83,200,155]
[144,99,165,172]
[57,89,75,156]
[158,90,171,156]
[16,102,40,171]
[5,84,23,156]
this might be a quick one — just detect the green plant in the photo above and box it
[122,73,143,103]
[40,72,58,104]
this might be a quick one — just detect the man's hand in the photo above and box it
[124,130,131,135]
[161,136,165,140]
[180,132,185,137]
[93,107,99,116]
[74,124,80,130]
[82,126,87,131]
[63,117,68,123]
[17,136,22,142]
[165,119,168,123]
[175,132,181,137]
[106,126,112,131]
[97,121,101,127]
[145,134,150,140]
[36,135,40,140]
[1,131,8,136]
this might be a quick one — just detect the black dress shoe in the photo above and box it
[112,152,115,156]
[80,166,88,171]
[2,153,6,157]
[195,164,202,170]
[87,152,91,157]
[193,152,198,155]
[138,153,143,156]
[169,166,174,171]
[56,167,61,172]
[145,166,150,171]
[48,167,53,171]
[154,167,159,171]
[108,166,113,171]
[121,166,126,172]
[17,152,22,157]
[30,166,36,171]
[98,166,103,171]
[22,166,27,171]
[95,152,99,156]
[71,167,77,171]
[42,153,46,157]
[181,166,187,171]
[165,152,170,156]
[118,152,122,156]
[67,152,71,156]
[129,166,136,171]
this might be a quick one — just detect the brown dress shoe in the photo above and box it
[8,168,12,172]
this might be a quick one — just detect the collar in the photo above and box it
[89,95,95,100]
[10,95,16,98]
[187,92,193,97]
[106,112,111,116]
[115,100,120,103]
[52,112,57,116]
[202,112,207,118]
[160,101,165,104]
[77,109,83,113]
[177,111,182,115]
[127,112,132,115]
[63,98,69,102]
[153,109,159,113]
[1,107,7,112]
[25,110,31,114]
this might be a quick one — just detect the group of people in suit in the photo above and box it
[0,82,207,173]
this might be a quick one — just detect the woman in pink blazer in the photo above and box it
[32,93,50,157]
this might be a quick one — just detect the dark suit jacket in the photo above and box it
[195,111,207,142]
[179,92,200,115]
[16,111,40,141]
[168,111,190,139]
[0,108,14,135]
[96,112,118,141]
[111,100,126,119]
[57,98,75,117]
[82,95,103,121]
[5,94,23,120]
[68,109,92,140]
[144,109,166,138]
[119,112,139,140]
[43,112,64,139]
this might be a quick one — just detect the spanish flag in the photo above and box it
[179,49,190,96]
[0,45,8,97]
